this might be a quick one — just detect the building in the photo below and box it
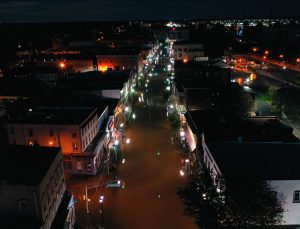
[0,78,46,105]
[0,145,75,229]
[201,139,300,225]
[172,42,204,61]
[5,105,109,175]
[174,61,232,87]
[170,62,232,118]
[153,28,190,42]
[96,48,144,74]
[184,110,298,152]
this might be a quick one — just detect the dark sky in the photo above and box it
[0,0,299,22]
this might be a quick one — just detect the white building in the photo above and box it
[173,42,204,61]
[201,136,300,226]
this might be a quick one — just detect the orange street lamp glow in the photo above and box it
[263,56,267,59]
[252,47,258,52]
[49,141,53,146]
[279,54,284,59]
[296,58,300,63]
[264,50,269,55]
[183,59,188,63]
[59,62,66,68]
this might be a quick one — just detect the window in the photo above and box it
[72,132,77,138]
[18,200,30,216]
[87,163,92,172]
[293,191,300,203]
[29,128,33,137]
[72,143,78,151]
[49,129,54,137]
[77,161,83,171]
[183,48,187,51]
[10,126,15,135]
[270,191,277,200]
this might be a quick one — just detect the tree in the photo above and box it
[178,170,284,229]
[168,111,181,131]
[214,85,254,120]
[268,87,282,111]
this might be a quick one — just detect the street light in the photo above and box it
[59,62,66,69]
[126,138,131,144]
[125,106,129,112]
[132,113,136,119]
[99,195,104,229]
[180,170,185,176]
[114,139,119,146]
[264,50,269,55]
[296,58,300,67]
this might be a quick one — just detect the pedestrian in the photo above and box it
[171,137,174,144]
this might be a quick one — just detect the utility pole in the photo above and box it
[85,185,89,214]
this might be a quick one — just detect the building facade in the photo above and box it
[173,43,204,61]
[0,145,75,229]
[5,107,109,175]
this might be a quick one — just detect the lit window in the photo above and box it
[72,143,78,151]
[293,191,300,203]
[77,161,82,171]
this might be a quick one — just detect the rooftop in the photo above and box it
[7,107,97,126]
[97,46,142,55]
[60,70,130,91]
[206,142,300,180]
[0,145,60,185]
[186,110,297,142]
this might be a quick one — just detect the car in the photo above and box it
[106,180,125,189]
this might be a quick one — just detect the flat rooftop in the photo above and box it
[207,142,300,180]
[186,110,297,142]
[7,107,97,125]
[60,70,131,91]
[0,145,60,185]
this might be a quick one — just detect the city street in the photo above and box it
[67,60,197,229]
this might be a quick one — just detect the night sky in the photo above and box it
[0,0,299,22]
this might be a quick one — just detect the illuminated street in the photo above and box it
[67,58,198,229]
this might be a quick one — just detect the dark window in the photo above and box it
[49,129,54,137]
[72,132,77,138]
[270,191,277,200]
[29,128,33,137]
[10,126,15,135]
[18,200,30,215]
[293,191,300,203]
